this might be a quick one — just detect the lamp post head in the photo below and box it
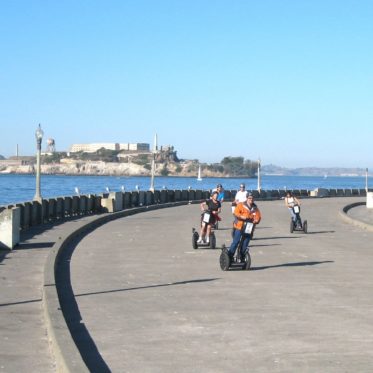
[35,124,44,149]
[35,124,44,141]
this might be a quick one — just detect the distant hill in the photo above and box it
[262,164,369,177]
[0,155,5,160]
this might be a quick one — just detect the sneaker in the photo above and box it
[197,238,203,244]
[205,238,210,244]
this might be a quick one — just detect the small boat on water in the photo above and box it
[197,166,202,181]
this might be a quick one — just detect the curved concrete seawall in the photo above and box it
[340,201,373,232]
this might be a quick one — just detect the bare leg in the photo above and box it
[198,222,207,242]
[206,224,212,239]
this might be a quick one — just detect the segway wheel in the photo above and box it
[242,251,251,270]
[219,249,230,271]
[303,220,308,234]
[192,231,199,250]
[290,219,294,233]
[209,233,216,250]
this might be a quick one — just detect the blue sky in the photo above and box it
[1,1,372,169]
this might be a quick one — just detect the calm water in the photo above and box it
[0,173,370,206]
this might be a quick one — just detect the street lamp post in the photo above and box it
[366,168,369,193]
[34,124,44,202]
[150,133,157,192]
[257,158,261,193]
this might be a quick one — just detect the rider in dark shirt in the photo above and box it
[197,191,221,244]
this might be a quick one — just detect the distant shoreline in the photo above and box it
[0,171,368,178]
[0,171,257,179]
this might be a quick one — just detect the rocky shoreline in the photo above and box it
[0,161,228,178]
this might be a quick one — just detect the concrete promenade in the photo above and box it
[1,197,373,372]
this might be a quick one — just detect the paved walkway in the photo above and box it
[0,215,99,373]
[1,197,373,372]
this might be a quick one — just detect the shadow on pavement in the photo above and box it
[0,298,42,307]
[305,230,335,235]
[250,243,281,248]
[75,278,220,298]
[253,236,302,240]
[251,260,334,271]
[0,250,8,264]
[55,234,111,373]
[16,242,55,250]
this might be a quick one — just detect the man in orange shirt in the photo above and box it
[228,192,262,261]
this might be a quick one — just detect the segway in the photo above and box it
[290,205,307,234]
[219,221,253,271]
[192,228,216,249]
[192,210,217,249]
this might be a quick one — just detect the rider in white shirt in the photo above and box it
[232,183,247,213]
[285,191,301,223]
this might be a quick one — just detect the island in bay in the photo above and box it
[0,141,369,177]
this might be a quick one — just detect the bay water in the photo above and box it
[0,174,370,207]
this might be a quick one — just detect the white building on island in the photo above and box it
[69,143,150,153]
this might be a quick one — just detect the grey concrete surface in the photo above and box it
[0,215,100,373]
[69,197,373,372]
[1,197,373,372]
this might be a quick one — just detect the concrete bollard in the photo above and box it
[123,192,132,208]
[174,190,181,202]
[359,189,367,197]
[278,190,286,198]
[31,201,42,226]
[202,190,210,200]
[64,197,72,217]
[195,190,203,200]
[22,202,32,229]
[56,197,64,219]
[168,190,175,202]
[138,191,146,206]
[48,198,57,222]
[79,195,87,215]
[344,189,352,197]
[146,191,154,206]
[0,207,20,250]
[100,192,123,213]
[42,199,49,223]
[367,192,373,209]
[72,196,80,215]
[160,190,168,204]
[153,190,161,204]
[181,190,189,201]
[188,190,196,201]
[315,188,329,198]
[85,195,94,214]
[251,190,260,198]
[131,191,139,207]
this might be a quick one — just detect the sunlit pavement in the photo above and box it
[1,197,373,372]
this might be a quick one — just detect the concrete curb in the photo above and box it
[42,201,190,372]
[339,201,373,232]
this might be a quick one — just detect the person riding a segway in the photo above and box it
[221,192,261,269]
[285,191,308,233]
[193,191,221,247]
[211,184,224,229]
[285,191,301,226]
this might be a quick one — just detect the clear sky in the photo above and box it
[1,0,372,169]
